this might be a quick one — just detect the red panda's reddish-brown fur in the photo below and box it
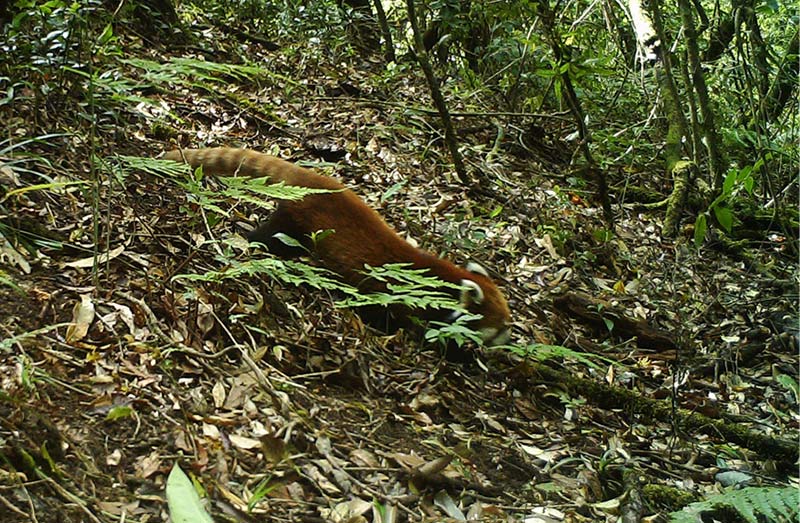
[164,147,511,344]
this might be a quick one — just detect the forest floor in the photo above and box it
[0,12,798,523]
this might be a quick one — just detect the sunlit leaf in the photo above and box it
[166,464,214,523]
[106,406,134,421]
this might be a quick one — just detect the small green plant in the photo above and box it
[550,389,587,411]
[104,154,338,219]
[176,255,353,294]
[105,405,135,421]
[1,0,124,128]
[122,56,294,90]
[2,0,87,72]
[176,257,469,319]
[668,486,799,523]
[206,174,337,209]
[425,313,484,347]
[774,373,799,404]
[0,270,23,295]
[247,475,281,511]
[0,134,87,255]
[694,163,757,248]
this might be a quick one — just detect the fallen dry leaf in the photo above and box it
[65,293,95,343]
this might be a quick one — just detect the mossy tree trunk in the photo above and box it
[636,0,708,237]
[650,0,696,237]
[676,0,727,191]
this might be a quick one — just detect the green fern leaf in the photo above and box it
[669,486,799,523]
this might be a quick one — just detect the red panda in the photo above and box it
[164,147,511,345]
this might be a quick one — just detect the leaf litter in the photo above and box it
[0,13,797,523]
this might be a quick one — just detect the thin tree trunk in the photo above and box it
[679,51,701,163]
[760,28,799,123]
[372,0,396,63]
[644,0,695,237]
[677,0,727,190]
[604,0,636,67]
[539,0,612,223]
[406,0,470,186]
[741,0,770,98]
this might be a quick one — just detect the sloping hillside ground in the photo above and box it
[1,9,797,523]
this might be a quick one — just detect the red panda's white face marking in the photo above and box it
[458,263,511,346]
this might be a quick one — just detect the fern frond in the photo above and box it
[175,256,358,297]
[220,177,337,202]
[339,263,464,311]
[176,257,468,314]
[100,154,188,181]
[121,57,296,88]
[506,343,614,369]
[669,486,800,523]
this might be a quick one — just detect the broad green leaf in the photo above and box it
[271,233,305,249]
[743,175,754,194]
[97,23,114,45]
[722,169,737,195]
[714,204,733,233]
[166,464,214,523]
[694,214,707,249]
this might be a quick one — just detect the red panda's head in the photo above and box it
[458,262,512,346]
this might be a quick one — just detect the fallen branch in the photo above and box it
[553,291,679,351]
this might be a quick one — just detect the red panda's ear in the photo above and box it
[460,279,485,307]
[465,262,489,277]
